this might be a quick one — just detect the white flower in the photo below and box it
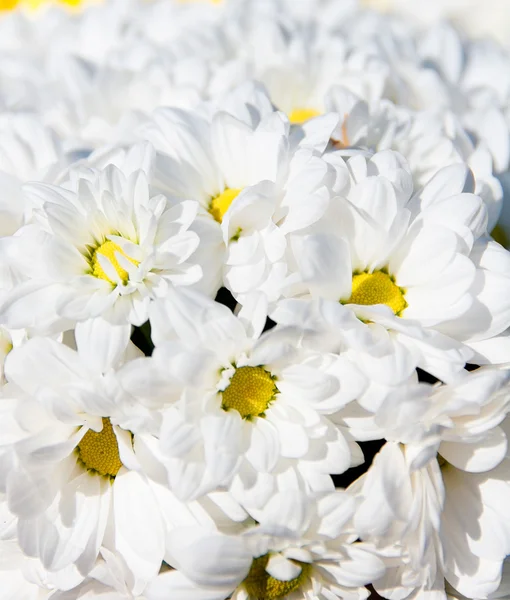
[0,113,64,183]
[289,150,510,379]
[0,114,68,300]
[399,23,510,173]
[0,159,202,337]
[140,89,332,302]
[0,540,55,600]
[322,87,503,229]
[118,287,365,506]
[145,490,385,600]
[236,23,387,124]
[351,366,510,598]
[0,319,261,595]
[0,328,194,594]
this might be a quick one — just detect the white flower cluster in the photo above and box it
[2,1,510,599]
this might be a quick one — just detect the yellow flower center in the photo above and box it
[209,188,242,224]
[90,240,139,285]
[345,270,407,315]
[76,418,123,479]
[221,366,277,419]
[243,554,311,600]
[288,108,321,125]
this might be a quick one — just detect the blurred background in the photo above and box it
[363,0,510,44]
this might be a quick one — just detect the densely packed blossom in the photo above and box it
[2,0,510,599]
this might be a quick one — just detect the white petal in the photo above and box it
[266,554,302,582]
[145,569,235,600]
[314,491,356,539]
[202,411,243,484]
[7,465,57,518]
[258,491,311,537]
[440,427,508,473]
[75,318,131,374]
[245,418,280,473]
[318,544,385,587]
[5,337,85,394]
[354,443,413,538]
[166,528,251,589]
[296,234,352,301]
[113,470,165,591]
[415,164,474,210]
[149,288,245,349]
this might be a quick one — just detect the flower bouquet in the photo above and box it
[1,1,510,599]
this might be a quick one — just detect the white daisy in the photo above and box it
[0,329,167,593]
[145,490,385,600]
[239,23,388,125]
[0,322,257,595]
[0,112,64,183]
[321,86,503,229]
[351,366,510,599]
[0,159,202,337]
[288,150,510,378]
[400,23,510,173]
[118,287,365,507]
[140,92,332,302]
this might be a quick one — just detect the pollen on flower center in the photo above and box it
[209,188,242,223]
[345,270,407,316]
[243,554,311,600]
[76,418,123,479]
[90,240,139,285]
[221,366,277,419]
[288,108,321,125]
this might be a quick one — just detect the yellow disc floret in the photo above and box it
[221,366,277,419]
[90,240,139,285]
[76,418,123,479]
[209,188,242,223]
[288,108,321,125]
[243,554,311,600]
[346,270,407,316]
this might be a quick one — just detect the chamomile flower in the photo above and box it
[399,22,510,173]
[0,160,203,337]
[0,331,167,593]
[322,87,503,228]
[141,92,332,302]
[351,367,510,598]
[289,150,510,379]
[145,491,385,600]
[119,287,365,506]
[237,22,388,125]
[0,327,245,595]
